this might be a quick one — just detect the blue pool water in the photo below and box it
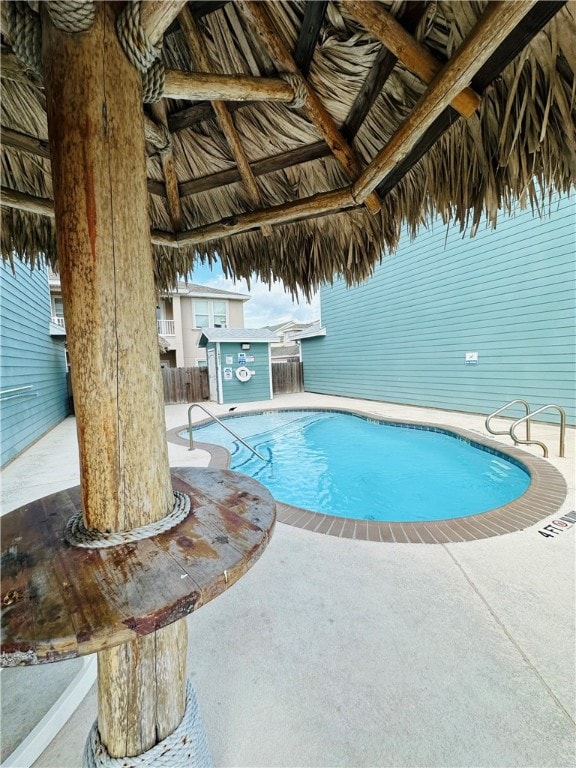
[185,410,530,522]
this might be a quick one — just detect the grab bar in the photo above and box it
[187,403,267,462]
[510,405,566,458]
[485,399,531,443]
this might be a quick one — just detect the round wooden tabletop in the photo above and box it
[1,468,275,666]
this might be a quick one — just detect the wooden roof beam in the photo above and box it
[163,68,295,101]
[293,1,328,77]
[376,0,568,200]
[167,101,216,132]
[178,7,272,234]
[139,1,188,46]
[1,127,50,159]
[1,184,354,247]
[353,0,539,204]
[1,186,55,218]
[178,140,330,197]
[238,0,382,215]
[342,0,481,119]
[153,187,356,248]
[341,1,428,141]
[2,124,166,196]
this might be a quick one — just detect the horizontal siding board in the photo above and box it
[303,195,576,425]
[1,261,69,465]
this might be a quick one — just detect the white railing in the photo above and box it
[157,319,175,335]
[51,316,66,329]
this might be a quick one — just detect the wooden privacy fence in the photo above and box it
[162,367,209,404]
[272,362,304,394]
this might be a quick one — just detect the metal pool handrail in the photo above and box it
[510,404,566,458]
[187,403,267,462]
[485,399,531,443]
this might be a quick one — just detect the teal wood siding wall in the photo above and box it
[302,196,576,424]
[1,261,69,465]
[210,341,272,404]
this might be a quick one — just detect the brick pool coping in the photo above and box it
[167,408,567,544]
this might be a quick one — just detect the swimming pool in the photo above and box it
[183,409,531,522]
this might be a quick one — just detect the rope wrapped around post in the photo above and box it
[116,1,166,103]
[5,0,161,102]
[65,491,191,548]
[4,1,42,77]
[83,680,212,768]
[46,1,95,33]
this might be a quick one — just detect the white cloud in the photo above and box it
[203,274,320,328]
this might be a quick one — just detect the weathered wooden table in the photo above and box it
[1,468,276,666]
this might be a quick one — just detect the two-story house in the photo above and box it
[156,282,249,368]
[49,274,249,368]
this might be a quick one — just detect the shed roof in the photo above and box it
[1,1,575,297]
[198,328,280,345]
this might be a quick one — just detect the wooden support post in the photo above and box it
[41,3,187,758]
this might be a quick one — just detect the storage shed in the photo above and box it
[199,328,280,405]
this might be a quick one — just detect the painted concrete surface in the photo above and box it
[0,393,574,767]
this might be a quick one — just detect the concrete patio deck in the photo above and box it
[1,393,574,767]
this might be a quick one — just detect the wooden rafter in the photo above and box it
[238,0,382,215]
[139,0,188,46]
[377,0,569,199]
[341,1,428,141]
[342,0,481,119]
[1,186,55,218]
[353,0,539,203]
[1,124,166,196]
[1,127,50,159]
[167,101,216,132]
[153,188,357,248]
[293,1,328,77]
[149,101,182,231]
[178,7,272,234]
[178,141,329,197]
[163,69,295,101]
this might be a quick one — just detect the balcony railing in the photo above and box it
[51,316,66,329]
[157,319,175,336]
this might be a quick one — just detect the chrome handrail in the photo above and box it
[187,403,267,462]
[510,405,566,458]
[485,399,531,443]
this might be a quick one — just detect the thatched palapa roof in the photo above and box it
[1,0,575,298]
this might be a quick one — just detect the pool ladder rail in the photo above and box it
[187,403,267,462]
[485,400,566,458]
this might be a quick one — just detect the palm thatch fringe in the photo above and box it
[1,1,574,294]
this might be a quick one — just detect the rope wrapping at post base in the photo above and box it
[64,491,191,548]
[83,680,212,767]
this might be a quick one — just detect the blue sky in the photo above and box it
[190,258,320,328]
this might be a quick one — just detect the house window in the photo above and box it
[53,297,64,318]
[213,300,227,328]
[194,299,228,329]
[194,300,209,328]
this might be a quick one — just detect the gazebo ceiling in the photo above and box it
[1,0,575,296]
